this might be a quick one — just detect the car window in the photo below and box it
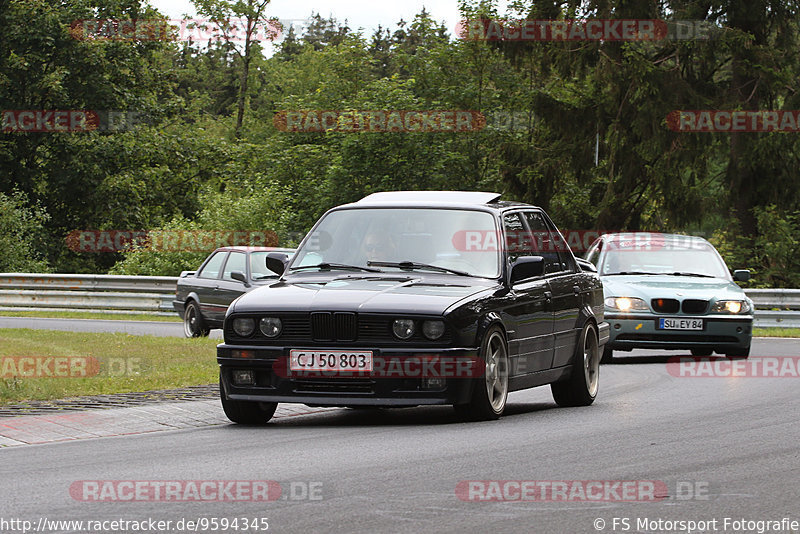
[585,239,602,266]
[198,251,227,279]
[599,235,731,278]
[222,252,247,281]
[503,212,528,265]
[290,208,500,278]
[543,216,576,273]
[520,211,567,274]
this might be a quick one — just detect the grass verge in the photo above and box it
[0,310,181,322]
[0,329,217,405]
[753,327,800,338]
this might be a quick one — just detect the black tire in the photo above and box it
[551,322,600,407]
[691,348,713,356]
[183,300,210,338]
[600,345,614,364]
[454,326,509,421]
[725,345,751,359]
[219,376,277,424]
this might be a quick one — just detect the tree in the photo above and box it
[191,0,275,138]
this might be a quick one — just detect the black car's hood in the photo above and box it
[230,273,499,315]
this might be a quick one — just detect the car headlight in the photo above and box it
[604,297,649,312]
[711,300,751,314]
[392,319,415,340]
[259,317,282,337]
[422,320,445,340]
[232,317,256,337]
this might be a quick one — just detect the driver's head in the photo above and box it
[361,227,395,262]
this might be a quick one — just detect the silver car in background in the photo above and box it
[584,233,753,362]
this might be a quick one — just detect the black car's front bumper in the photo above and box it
[217,344,480,407]
[605,313,753,351]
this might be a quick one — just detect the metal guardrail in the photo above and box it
[0,274,178,315]
[744,289,800,310]
[0,274,798,326]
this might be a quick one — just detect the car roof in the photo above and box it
[347,191,539,211]
[215,246,296,253]
[600,232,710,243]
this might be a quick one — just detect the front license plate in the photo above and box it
[289,350,373,372]
[658,318,704,331]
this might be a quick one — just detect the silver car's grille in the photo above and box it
[682,299,709,314]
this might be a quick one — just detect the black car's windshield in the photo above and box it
[289,208,500,278]
[599,236,731,279]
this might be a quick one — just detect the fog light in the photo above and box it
[232,369,255,386]
[422,377,446,390]
[614,323,621,330]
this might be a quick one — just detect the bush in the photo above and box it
[0,191,50,273]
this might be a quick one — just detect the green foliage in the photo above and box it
[2,0,800,285]
[0,191,50,272]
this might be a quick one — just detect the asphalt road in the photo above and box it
[0,337,798,534]
[0,316,222,338]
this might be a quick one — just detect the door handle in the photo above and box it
[544,291,552,301]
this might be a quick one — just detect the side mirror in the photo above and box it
[266,252,290,275]
[510,256,545,284]
[230,271,249,286]
[733,269,751,282]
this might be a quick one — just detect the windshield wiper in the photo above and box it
[368,261,473,277]
[605,271,662,276]
[290,263,383,273]
[669,272,716,278]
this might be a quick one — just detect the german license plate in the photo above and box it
[289,350,373,372]
[658,318,704,330]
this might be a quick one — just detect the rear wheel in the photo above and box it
[183,301,210,338]
[219,376,277,424]
[454,327,509,421]
[691,347,713,356]
[551,322,599,407]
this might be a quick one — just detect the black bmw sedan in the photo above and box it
[217,191,609,423]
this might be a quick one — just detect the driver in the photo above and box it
[360,226,397,263]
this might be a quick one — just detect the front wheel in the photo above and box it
[220,376,277,424]
[454,326,509,421]
[183,301,210,338]
[551,322,599,407]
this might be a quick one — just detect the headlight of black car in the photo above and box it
[259,317,282,337]
[422,320,445,340]
[232,317,256,337]
[392,319,415,340]
[711,300,751,314]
